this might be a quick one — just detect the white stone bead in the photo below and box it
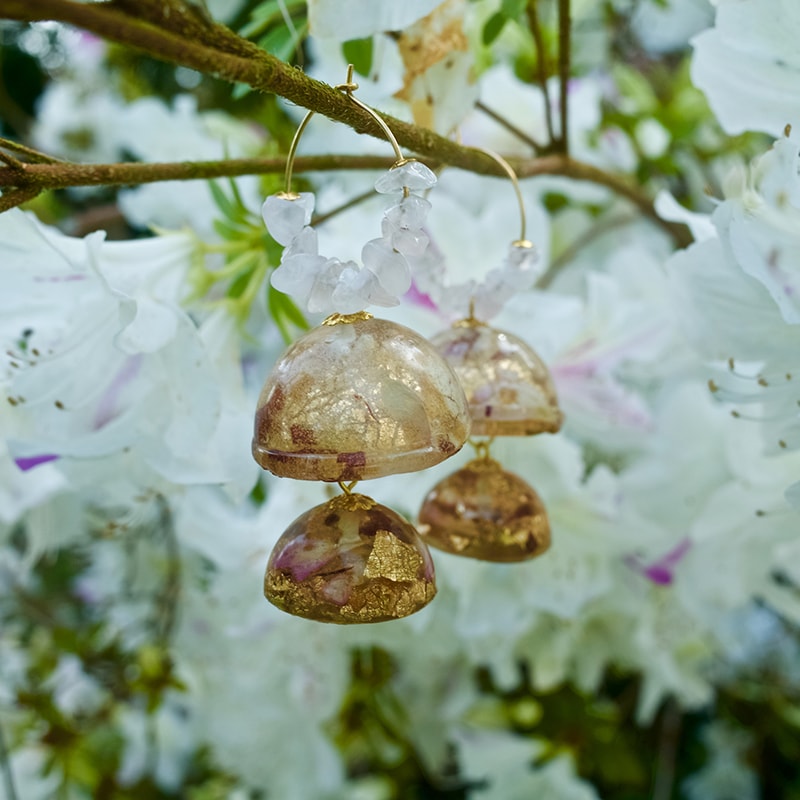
[499,243,540,291]
[381,195,431,256]
[374,161,437,194]
[262,192,315,246]
[385,194,431,229]
[382,220,430,257]
[506,242,538,272]
[307,259,348,315]
[270,252,326,300]
[361,238,412,296]
[331,265,384,314]
[284,225,318,258]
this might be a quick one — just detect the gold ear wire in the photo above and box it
[478,148,531,248]
[282,64,411,199]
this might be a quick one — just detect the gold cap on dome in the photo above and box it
[252,315,470,482]
[418,457,551,563]
[264,495,436,623]
[431,322,563,437]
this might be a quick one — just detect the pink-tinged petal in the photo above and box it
[557,323,665,374]
[14,454,60,471]
[626,537,692,586]
[92,354,143,430]
[405,280,438,311]
[33,274,87,283]
[554,371,654,431]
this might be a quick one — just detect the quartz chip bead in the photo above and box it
[329,262,397,314]
[362,238,412,296]
[252,314,471,481]
[262,192,315,246]
[270,227,326,299]
[381,194,432,257]
[374,161,437,194]
[264,493,437,623]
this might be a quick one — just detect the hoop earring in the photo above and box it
[417,151,563,563]
[253,66,471,623]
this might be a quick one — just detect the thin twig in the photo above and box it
[311,187,376,227]
[0,186,40,212]
[0,149,23,170]
[475,101,543,153]
[0,137,66,164]
[526,0,556,146]
[154,495,180,645]
[0,716,19,800]
[536,212,636,289]
[653,698,682,800]
[557,0,571,152]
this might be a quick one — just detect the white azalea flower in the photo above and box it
[684,722,759,800]
[455,730,599,800]
[691,0,800,136]
[307,0,446,40]
[0,211,254,496]
[667,137,800,467]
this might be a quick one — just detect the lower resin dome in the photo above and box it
[264,494,436,623]
[418,457,551,562]
[430,321,563,437]
[253,314,470,481]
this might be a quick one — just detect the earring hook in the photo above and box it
[282,64,411,198]
[478,148,531,248]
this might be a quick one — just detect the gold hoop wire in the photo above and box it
[282,64,410,198]
[478,148,531,248]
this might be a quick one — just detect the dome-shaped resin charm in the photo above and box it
[418,457,550,562]
[430,320,562,437]
[265,493,436,623]
[253,313,470,481]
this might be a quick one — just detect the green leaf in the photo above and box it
[501,0,526,18]
[226,176,252,223]
[257,22,306,64]
[240,0,305,37]
[482,11,508,46]
[612,64,658,114]
[232,81,252,100]
[268,283,308,344]
[342,37,374,77]
[212,217,250,242]
[227,269,253,300]
[208,180,240,223]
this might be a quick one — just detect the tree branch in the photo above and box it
[526,0,555,146]
[0,0,472,169]
[0,155,396,190]
[558,0,571,153]
[0,0,692,247]
[0,185,40,212]
[0,152,692,246]
[0,136,66,164]
[475,101,543,153]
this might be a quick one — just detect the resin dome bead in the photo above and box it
[430,320,563,437]
[252,314,471,482]
[417,457,550,562]
[264,494,436,623]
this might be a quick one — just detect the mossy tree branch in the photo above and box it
[0,0,691,247]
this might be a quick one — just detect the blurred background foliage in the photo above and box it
[0,2,795,798]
